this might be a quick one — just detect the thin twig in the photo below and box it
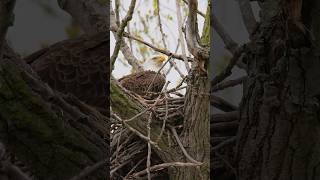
[111,0,137,71]
[112,112,160,149]
[211,45,246,86]
[155,0,167,49]
[0,0,15,60]
[211,13,238,53]
[175,0,191,72]
[169,126,202,164]
[69,160,107,180]
[123,157,146,179]
[110,8,144,72]
[238,0,257,35]
[214,152,237,176]
[110,26,194,62]
[156,92,168,143]
[131,162,201,178]
[213,136,236,151]
[182,0,205,17]
[146,112,152,180]
[211,76,246,92]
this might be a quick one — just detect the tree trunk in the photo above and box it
[0,45,108,180]
[171,73,210,179]
[236,0,320,179]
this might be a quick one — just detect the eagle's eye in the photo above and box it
[151,55,166,64]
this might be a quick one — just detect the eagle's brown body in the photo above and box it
[25,32,108,114]
[119,70,165,97]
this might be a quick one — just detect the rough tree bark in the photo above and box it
[0,44,108,180]
[236,0,320,179]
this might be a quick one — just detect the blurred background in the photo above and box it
[212,0,260,112]
[7,0,76,56]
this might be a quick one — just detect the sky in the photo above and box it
[212,0,260,112]
[110,0,208,90]
[7,0,71,55]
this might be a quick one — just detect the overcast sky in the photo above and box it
[7,0,71,55]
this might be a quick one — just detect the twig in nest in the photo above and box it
[169,126,202,164]
[156,92,169,143]
[146,112,152,180]
[123,157,146,179]
[112,113,160,149]
[130,162,201,178]
[69,159,107,180]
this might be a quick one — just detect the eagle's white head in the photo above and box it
[143,55,167,72]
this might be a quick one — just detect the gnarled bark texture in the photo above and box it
[0,44,108,180]
[236,0,320,179]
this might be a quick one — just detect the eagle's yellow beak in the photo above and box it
[151,55,166,64]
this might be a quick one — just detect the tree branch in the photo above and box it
[175,0,191,72]
[186,0,209,60]
[211,45,246,86]
[110,5,144,72]
[211,13,238,54]
[57,0,108,34]
[211,76,246,92]
[111,0,137,71]
[0,0,15,59]
[211,95,238,112]
[110,26,194,63]
[238,0,257,35]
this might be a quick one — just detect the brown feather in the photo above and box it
[119,70,165,97]
[25,32,108,114]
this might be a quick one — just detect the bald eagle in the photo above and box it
[25,32,108,115]
[119,55,166,98]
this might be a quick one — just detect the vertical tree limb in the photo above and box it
[0,0,15,59]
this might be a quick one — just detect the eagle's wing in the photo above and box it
[25,32,108,114]
[119,70,165,96]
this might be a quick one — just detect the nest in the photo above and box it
[110,82,185,179]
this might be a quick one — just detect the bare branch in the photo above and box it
[110,7,144,72]
[111,0,137,71]
[211,95,238,112]
[69,160,107,180]
[155,0,167,49]
[211,76,246,92]
[57,0,108,34]
[182,0,205,17]
[211,13,238,54]
[186,0,209,60]
[131,162,201,178]
[0,0,15,59]
[110,26,194,62]
[213,136,236,151]
[211,45,246,86]
[175,0,191,72]
[211,111,239,123]
[211,13,247,69]
[237,0,257,35]
[170,126,202,164]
